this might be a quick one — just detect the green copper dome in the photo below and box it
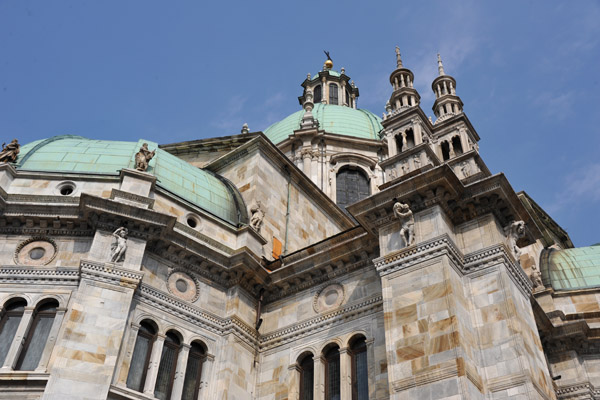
[263,104,383,144]
[541,245,600,290]
[16,135,245,226]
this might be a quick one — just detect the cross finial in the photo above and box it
[437,53,445,76]
[395,46,403,68]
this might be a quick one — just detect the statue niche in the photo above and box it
[110,227,128,263]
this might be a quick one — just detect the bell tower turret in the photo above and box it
[384,47,420,118]
[431,54,463,124]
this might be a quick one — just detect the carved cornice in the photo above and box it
[110,189,155,208]
[555,382,600,399]
[80,260,143,289]
[0,265,80,285]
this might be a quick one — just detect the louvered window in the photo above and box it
[336,167,370,213]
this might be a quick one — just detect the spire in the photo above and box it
[437,53,445,76]
[395,46,403,68]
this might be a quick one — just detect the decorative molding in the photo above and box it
[80,260,143,289]
[167,268,200,302]
[110,189,155,208]
[13,236,58,266]
[313,282,345,313]
[0,265,79,285]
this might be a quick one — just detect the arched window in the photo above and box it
[154,331,182,400]
[336,167,370,213]
[181,341,206,400]
[324,345,340,400]
[15,299,58,370]
[0,298,26,366]
[126,320,157,392]
[329,84,339,105]
[314,85,322,103]
[441,141,451,161]
[395,134,404,153]
[350,336,368,400]
[299,353,314,400]
[405,129,415,149]
[451,136,463,156]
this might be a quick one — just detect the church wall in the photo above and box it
[7,176,118,198]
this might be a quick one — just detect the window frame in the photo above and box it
[0,299,26,366]
[350,337,368,400]
[126,321,157,392]
[324,346,340,400]
[15,300,58,371]
[181,342,206,400]
[329,83,339,105]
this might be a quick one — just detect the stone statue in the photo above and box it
[400,161,408,175]
[0,139,20,163]
[393,202,415,247]
[250,202,265,231]
[135,143,155,172]
[530,262,544,290]
[504,220,525,261]
[460,161,471,177]
[110,227,128,263]
[388,168,397,180]
[413,154,421,169]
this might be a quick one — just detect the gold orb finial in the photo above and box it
[325,59,333,69]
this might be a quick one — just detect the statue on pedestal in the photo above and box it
[0,139,20,163]
[393,202,415,247]
[135,143,155,172]
[110,227,128,263]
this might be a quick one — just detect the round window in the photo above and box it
[29,247,46,260]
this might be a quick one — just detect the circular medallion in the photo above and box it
[14,237,57,266]
[313,283,345,313]
[167,270,200,302]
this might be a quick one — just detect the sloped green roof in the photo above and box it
[310,70,341,80]
[263,103,383,145]
[541,245,600,290]
[16,135,244,226]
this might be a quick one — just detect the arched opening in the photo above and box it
[182,341,207,400]
[441,141,451,161]
[349,336,368,400]
[324,344,341,400]
[126,320,158,392]
[451,136,463,156]
[298,353,314,400]
[0,298,26,366]
[395,134,404,153]
[15,299,59,371]
[336,166,370,214]
[329,84,339,105]
[405,129,415,149]
[154,330,182,400]
[314,85,322,104]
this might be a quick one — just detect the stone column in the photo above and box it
[0,306,34,371]
[143,333,166,396]
[339,347,351,400]
[302,149,312,178]
[313,355,325,400]
[35,307,67,372]
[115,322,140,386]
[287,364,300,400]
[170,343,190,400]
[199,354,215,400]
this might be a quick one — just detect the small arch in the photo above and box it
[346,332,369,348]
[2,294,31,308]
[133,315,161,333]
[451,136,463,156]
[32,294,65,309]
[441,141,451,161]
[314,85,322,104]
[186,334,214,356]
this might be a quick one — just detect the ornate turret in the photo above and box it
[298,52,359,109]
[383,47,421,119]
[431,54,464,124]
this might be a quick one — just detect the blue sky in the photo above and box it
[1,1,599,246]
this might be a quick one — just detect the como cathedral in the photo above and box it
[0,50,598,400]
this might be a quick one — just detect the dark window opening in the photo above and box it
[345,89,351,106]
[16,300,58,371]
[452,136,463,156]
[126,320,157,392]
[441,141,451,161]
[336,167,370,214]
[395,134,404,153]
[299,354,314,400]
[350,337,368,400]
[405,129,415,149]
[329,84,339,105]
[182,342,206,400]
[314,85,322,103]
[325,346,340,400]
[0,299,26,366]
[154,331,181,400]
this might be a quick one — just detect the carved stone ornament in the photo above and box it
[110,227,128,263]
[0,139,20,163]
[134,143,156,172]
[313,283,345,313]
[530,262,544,290]
[393,201,415,247]
[250,202,265,231]
[14,236,58,266]
[504,220,525,261]
[167,269,200,302]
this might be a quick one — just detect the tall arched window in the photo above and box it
[154,331,182,400]
[324,345,340,400]
[405,129,415,148]
[329,84,339,105]
[350,336,368,400]
[314,85,322,103]
[336,167,370,213]
[451,136,463,155]
[181,341,206,400]
[126,320,157,392]
[0,298,26,366]
[441,141,451,161]
[299,353,314,400]
[16,299,58,371]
